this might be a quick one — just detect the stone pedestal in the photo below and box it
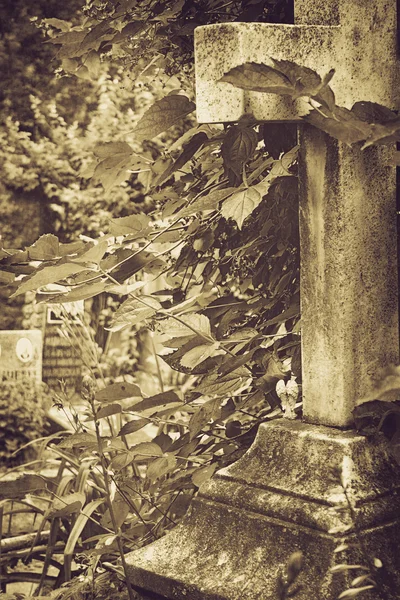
[126,420,400,599]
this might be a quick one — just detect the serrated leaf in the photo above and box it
[59,432,98,448]
[96,382,142,403]
[70,240,108,265]
[96,403,122,420]
[180,342,221,369]
[221,186,263,229]
[11,262,88,297]
[220,62,293,95]
[94,142,133,159]
[222,126,258,177]
[133,94,196,142]
[109,214,151,238]
[197,370,252,397]
[304,106,371,145]
[147,455,177,482]
[189,398,221,439]
[127,391,182,415]
[192,463,217,487]
[27,234,60,260]
[130,442,163,458]
[177,187,240,218]
[110,451,135,472]
[118,418,149,437]
[159,313,212,339]
[43,281,107,303]
[100,494,129,530]
[153,131,208,187]
[50,491,86,518]
[108,295,162,332]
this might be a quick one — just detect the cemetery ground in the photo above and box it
[2,0,400,599]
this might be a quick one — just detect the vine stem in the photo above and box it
[99,268,251,370]
[85,387,136,600]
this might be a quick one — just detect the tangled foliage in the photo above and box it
[0,377,48,465]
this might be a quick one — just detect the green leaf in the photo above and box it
[100,493,129,530]
[50,491,86,518]
[220,186,264,229]
[196,369,252,397]
[133,94,196,141]
[159,313,212,339]
[153,131,208,187]
[127,391,183,415]
[130,441,163,458]
[96,382,142,403]
[221,125,258,177]
[118,418,149,437]
[0,474,45,499]
[147,455,177,482]
[59,432,98,449]
[43,281,107,303]
[70,240,108,265]
[304,106,371,145]
[109,214,151,238]
[11,262,89,297]
[188,398,221,439]
[27,234,60,260]
[192,463,217,487]
[92,142,144,193]
[220,62,293,95]
[96,403,122,420]
[107,295,162,332]
[180,342,221,369]
[110,451,135,472]
[177,187,240,218]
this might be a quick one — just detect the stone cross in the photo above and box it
[195,0,400,427]
[125,3,400,598]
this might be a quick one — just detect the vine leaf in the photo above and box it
[92,142,143,193]
[11,262,89,297]
[147,455,177,482]
[188,398,221,439]
[304,106,371,145]
[220,62,293,95]
[133,94,196,142]
[107,296,162,332]
[153,131,208,187]
[192,463,217,487]
[109,214,151,238]
[221,125,258,178]
[27,234,60,260]
[96,382,142,403]
[220,185,264,229]
[180,342,221,369]
[127,391,183,415]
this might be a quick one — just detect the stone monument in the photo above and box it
[0,330,42,383]
[125,1,400,598]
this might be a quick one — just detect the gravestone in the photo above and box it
[0,330,42,383]
[125,1,400,598]
[42,300,84,396]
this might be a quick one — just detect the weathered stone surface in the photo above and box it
[299,126,399,426]
[195,2,398,123]
[195,0,400,426]
[126,420,400,599]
